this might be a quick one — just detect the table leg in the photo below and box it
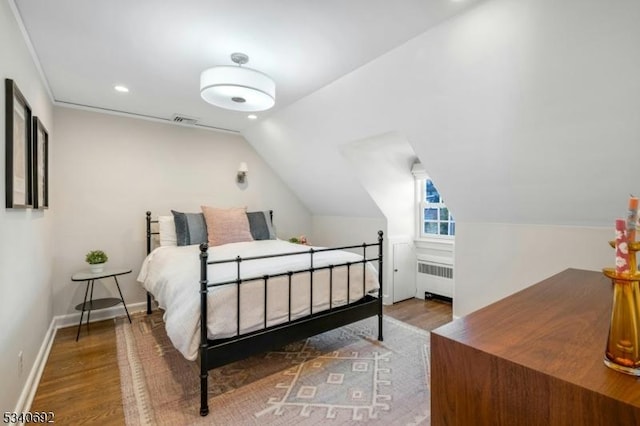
[76,280,90,341]
[87,279,95,331]
[113,276,132,323]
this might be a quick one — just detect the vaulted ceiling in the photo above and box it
[244,0,640,224]
[13,0,479,132]
[13,0,640,228]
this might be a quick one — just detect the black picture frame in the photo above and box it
[5,79,33,208]
[32,117,49,209]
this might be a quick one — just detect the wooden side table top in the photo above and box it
[432,268,640,407]
[71,268,132,281]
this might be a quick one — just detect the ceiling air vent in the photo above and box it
[171,114,199,125]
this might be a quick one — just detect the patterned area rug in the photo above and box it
[116,311,430,425]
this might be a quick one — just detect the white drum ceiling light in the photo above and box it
[200,53,276,112]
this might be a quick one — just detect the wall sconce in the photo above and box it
[237,162,248,183]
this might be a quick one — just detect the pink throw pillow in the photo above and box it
[201,206,254,246]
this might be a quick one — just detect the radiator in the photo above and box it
[417,261,453,299]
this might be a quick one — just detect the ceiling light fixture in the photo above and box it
[200,53,275,112]
[114,85,129,93]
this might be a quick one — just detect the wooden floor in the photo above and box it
[30,320,125,425]
[385,297,453,331]
[31,298,452,424]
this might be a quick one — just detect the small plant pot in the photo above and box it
[89,263,105,273]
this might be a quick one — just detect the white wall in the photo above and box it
[310,215,388,301]
[51,107,311,317]
[454,223,613,317]
[0,1,54,413]
[340,132,415,238]
[340,132,417,302]
[245,0,640,315]
[311,215,385,249]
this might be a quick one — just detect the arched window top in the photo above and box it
[418,178,455,239]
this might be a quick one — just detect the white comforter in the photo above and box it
[137,240,380,360]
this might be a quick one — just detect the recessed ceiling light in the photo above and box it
[248,114,258,120]
[114,85,129,93]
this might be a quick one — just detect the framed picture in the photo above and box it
[5,79,33,208]
[32,117,49,209]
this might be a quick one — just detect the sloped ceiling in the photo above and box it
[12,0,480,132]
[340,132,417,237]
[243,0,640,225]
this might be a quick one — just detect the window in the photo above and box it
[419,178,455,238]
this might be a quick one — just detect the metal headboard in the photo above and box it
[144,209,274,314]
[145,211,159,255]
[145,210,274,255]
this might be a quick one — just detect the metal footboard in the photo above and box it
[198,231,384,416]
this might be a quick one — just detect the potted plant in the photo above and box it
[288,235,309,245]
[86,250,108,273]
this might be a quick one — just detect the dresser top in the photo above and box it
[433,268,640,406]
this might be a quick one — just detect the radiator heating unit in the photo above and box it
[417,261,453,301]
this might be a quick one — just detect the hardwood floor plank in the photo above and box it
[31,319,125,425]
[31,297,451,423]
[385,297,453,331]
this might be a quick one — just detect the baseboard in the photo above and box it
[424,291,453,304]
[54,301,148,329]
[14,301,148,417]
[13,318,56,418]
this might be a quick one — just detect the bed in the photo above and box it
[140,210,384,416]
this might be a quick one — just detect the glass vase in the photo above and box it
[603,275,640,375]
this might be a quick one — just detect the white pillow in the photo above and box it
[158,216,177,246]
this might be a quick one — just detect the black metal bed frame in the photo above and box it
[144,211,384,417]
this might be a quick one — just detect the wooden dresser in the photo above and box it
[431,268,640,425]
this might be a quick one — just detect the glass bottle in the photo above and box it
[604,278,640,375]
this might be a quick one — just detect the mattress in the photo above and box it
[137,239,380,360]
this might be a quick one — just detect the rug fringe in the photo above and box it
[117,318,155,426]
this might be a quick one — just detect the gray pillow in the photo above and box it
[171,210,208,246]
[247,211,276,240]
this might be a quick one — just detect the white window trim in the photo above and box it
[414,238,455,252]
[412,167,455,242]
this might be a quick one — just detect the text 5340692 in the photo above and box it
[3,412,54,424]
